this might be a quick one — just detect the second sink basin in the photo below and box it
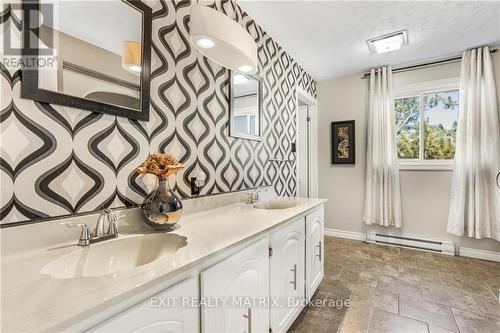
[253,198,299,210]
[41,233,187,279]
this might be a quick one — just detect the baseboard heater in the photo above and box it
[366,231,455,256]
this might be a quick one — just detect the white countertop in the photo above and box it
[1,198,326,333]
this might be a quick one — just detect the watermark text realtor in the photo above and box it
[2,1,57,70]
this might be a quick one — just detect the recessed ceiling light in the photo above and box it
[196,37,215,49]
[238,65,253,73]
[233,74,248,85]
[368,30,408,54]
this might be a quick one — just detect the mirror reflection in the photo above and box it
[230,72,262,140]
[38,0,142,110]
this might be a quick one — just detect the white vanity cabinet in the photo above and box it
[305,206,324,300]
[269,217,305,333]
[89,277,199,333]
[201,237,270,333]
[81,205,325,333]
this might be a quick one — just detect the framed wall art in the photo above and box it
[331,120,355,164]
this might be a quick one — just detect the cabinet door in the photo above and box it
[270,218,305,333]
[306,206,324,300]
[90,278,199,333]
[201,237,269,333]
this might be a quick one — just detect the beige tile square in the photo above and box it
[358,271,378,288]
[368,309,428,333]
[363,261,384,274]
[333,254,363,268]
[315,294,350,322]
[318,278,355,298]
[339,268,362,282]
[380,263,400,277]
[485,276,500,295]
[341,301,373,332]
[399,295,458,331]
[338,322,368,333]
[465,257,500,273]
[417,258,455,273]
[289,313,341,333]
[397,278,422,299]
[438,272,464,290]
[399,266,440,284]
[325,263,343,279]
[378,274,422,299]
[452,307,500,333]
[471,293,500,319]
[352,285,398,314]
[459,278,497,297]
[421,282,477,312]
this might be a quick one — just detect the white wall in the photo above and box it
[318,52,500,252]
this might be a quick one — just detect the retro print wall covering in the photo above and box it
[0,0,316,225]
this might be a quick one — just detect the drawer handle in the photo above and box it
[316,241,322,261]
[290,264,297,290]
[243,308,252,333]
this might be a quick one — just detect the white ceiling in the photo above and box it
[234,74,259,96]
[237,0,500,81]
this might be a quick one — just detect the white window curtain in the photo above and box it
[363,66,402,228]
[447,46,500,241]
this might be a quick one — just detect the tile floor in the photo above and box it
[289,237,500,333]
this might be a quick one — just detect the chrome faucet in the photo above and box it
[247,186,267,204]
[63,209,124,246]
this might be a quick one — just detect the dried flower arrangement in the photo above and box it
[136,153,184,178]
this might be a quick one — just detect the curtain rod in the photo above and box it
[362,48,498,79]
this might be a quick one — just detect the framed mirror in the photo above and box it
[21,0,152,120]
[229,71,262,141]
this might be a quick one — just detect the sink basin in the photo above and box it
[41,233,187,279]
[253,198,299,210]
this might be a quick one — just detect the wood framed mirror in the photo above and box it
[21,0,152,120]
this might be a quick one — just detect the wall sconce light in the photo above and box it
[189,5,258,74]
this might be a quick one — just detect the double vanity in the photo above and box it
[1,191,325,333]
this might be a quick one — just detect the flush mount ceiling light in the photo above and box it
[122,41,142,74]
[190,5,258,74]
[367,30,408,54]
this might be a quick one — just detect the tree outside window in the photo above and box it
[395,89,459,163]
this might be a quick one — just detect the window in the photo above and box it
[232,114,258,136]
[395,85,459,169]
[233,115,248,134]
[395,96,420,159]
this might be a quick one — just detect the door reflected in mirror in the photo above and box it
[230,72,262,141]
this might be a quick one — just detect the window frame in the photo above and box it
[394,78,459,171]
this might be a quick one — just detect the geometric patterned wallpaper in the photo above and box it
[0,0,316,226]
